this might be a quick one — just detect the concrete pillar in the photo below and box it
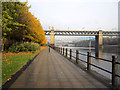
[95,30,103,57]
[50,27,55,46]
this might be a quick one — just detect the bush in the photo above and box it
[8,45,18,53]
[8,42,40,53]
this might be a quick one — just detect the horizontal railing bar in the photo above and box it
[78,58,87,63]
[116,62,120,65]
[115,74,120,78]
[90,56,112,63]
[71,56,76,59]
[67,50,70,52]
[55,47,120,80]
[78,52,87,56]
[72,51,76,53]
[90,63,112,74]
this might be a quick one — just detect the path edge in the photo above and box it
[1,52,41,89]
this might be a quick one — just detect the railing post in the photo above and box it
[61,48,62,54]
[63,48,64,55]
[60,48,61,53]
[62,48,63,55]
[76,50,79,64]
[66,48,67,57]
[70,49,72,59]
[87,52,91,71]
[112,56,118,87]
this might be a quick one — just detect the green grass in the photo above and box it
[2,52,39,84]
[2,46,46,85]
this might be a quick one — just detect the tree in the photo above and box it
[2,2,46,51]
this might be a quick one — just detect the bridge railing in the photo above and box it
[51,46,120,88]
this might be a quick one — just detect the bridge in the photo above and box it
[44,28,119,57]
[45,30,119,36]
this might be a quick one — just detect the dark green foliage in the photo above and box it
[8,42,40,53]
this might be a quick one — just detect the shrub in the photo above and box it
[8,42,40,53]
[8,45,18,53]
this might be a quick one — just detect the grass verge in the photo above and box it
[2,46,45,85]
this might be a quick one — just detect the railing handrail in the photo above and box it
[78,52,87,56]
[56,47,120,65]
[63,48,113,63]
[63,47,118,63]
[90,55,112,63]
[116,62,120,65]
[51,46,120,88]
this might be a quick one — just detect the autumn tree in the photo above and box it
[2,2,46,51]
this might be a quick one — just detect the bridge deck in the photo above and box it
[10,47,108,88]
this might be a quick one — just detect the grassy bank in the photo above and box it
[2,46,45,84]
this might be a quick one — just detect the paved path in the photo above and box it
[10,47,108,88]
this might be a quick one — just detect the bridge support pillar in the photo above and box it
[50,27,55,46]
[95,30,103,57]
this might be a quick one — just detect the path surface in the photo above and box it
[10,47,108,88]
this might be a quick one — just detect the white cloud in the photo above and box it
[28,0,118,31]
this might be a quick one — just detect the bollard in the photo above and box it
[87,52,91,71]
[112,56,118,87]
[76,50,79,64]
[70,49,72,59]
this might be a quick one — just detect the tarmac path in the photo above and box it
[10,47,108,88]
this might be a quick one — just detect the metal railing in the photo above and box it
[51,46,120,88]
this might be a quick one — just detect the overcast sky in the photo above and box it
[27,0,119,31]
